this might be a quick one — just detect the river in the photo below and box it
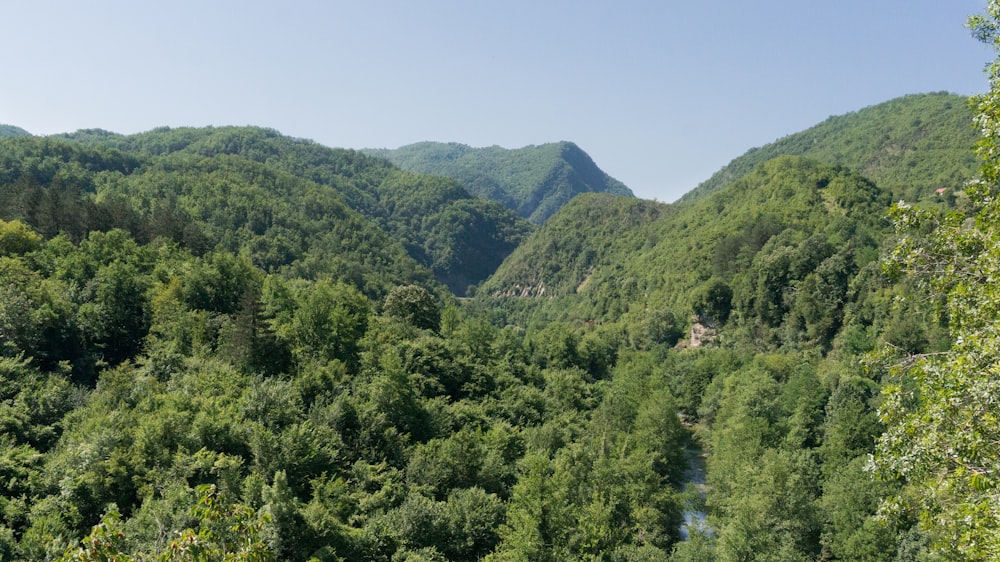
[679,445,713,540]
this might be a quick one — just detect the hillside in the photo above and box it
[473,92,980,338]
[478,193,670,300]
[55,126,533,295]
[0,90,992,560]
[0,132,700,562]
[680,92,979,203]
[0,135,438,295]
[480,155,895,350]
[364,141,634,223]
[0,124,31,137]
[473,153,947,559]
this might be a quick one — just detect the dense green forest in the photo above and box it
[1,10,1000,560]
[364,141,633,223]
[680,92,980,204]
[481,155,897,342]
[3,128,532,296]
[0,125,31,138]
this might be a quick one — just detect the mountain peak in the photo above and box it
[364,141,633,223]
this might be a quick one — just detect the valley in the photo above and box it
[0,89,993,560]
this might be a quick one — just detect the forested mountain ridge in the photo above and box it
[0,72,996,560]
[0,124,31,137]
[478,193,670,300]
[0,131,697,560]
[461,90,994,559]
[477,92,979,344]
[53,126,534,295]
[364,141,634,223]
[472,157,950,560]
[0,134,444,295]
[479,155,896,352]
[681,92,979,204]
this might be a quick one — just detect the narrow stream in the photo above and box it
[679,446,713,540]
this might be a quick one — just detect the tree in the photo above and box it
[0,257,76,370]
[384,284,441,332]
[77,261,151,365]
[285,280,369,368]
[868,4,1000,558]
[441,487,505,560]
[871,197,1000,558]
[58,485,273,561]
[0,219,42,255]
[488,453,573,562]
[692,279,733,326]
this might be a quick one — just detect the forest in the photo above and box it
[0,7,999,562]
[363,141,633,224]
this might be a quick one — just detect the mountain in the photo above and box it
[0,128,701,562]
[0,91,979,561]
[54,126,534,295]
[480,154,896,350]
[0,124,31,137]
[477,193,669,301]
[472,152,922,562]
[364,141,634,223]
[680,92,979,203]
[0,135,437,294]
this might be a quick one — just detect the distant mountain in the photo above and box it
[364,141,634,223]
[680,92,979,203]
[0,124,31,137]
[0,127,532,295]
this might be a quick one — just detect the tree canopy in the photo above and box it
[868,3,1000,558]
[0,35,993,561]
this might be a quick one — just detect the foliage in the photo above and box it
[871,155,1000,555]
[2,128,530,296]
[384,285,442,332]
[0,219,42,255]
[0,78,989,561]
[682,92,979,204]
[481,155,890,355]
[57,485,273,561]
[366,141,634,223]
[862,5,1000,560]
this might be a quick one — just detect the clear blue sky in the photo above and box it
[1,0,994,202]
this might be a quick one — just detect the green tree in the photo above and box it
[284,279,369,369]
[442,487,505,560]
[384,284,441,332]
[488,453,573,562]
[0,257,77,370]
[77,260,151,365]
[0,219,42,255]
[692,279,733,326]
[58,485,273,561]
[868,4,1000,558]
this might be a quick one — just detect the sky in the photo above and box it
[1,0,995,202]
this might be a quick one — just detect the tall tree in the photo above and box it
[870,3,1000,558]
